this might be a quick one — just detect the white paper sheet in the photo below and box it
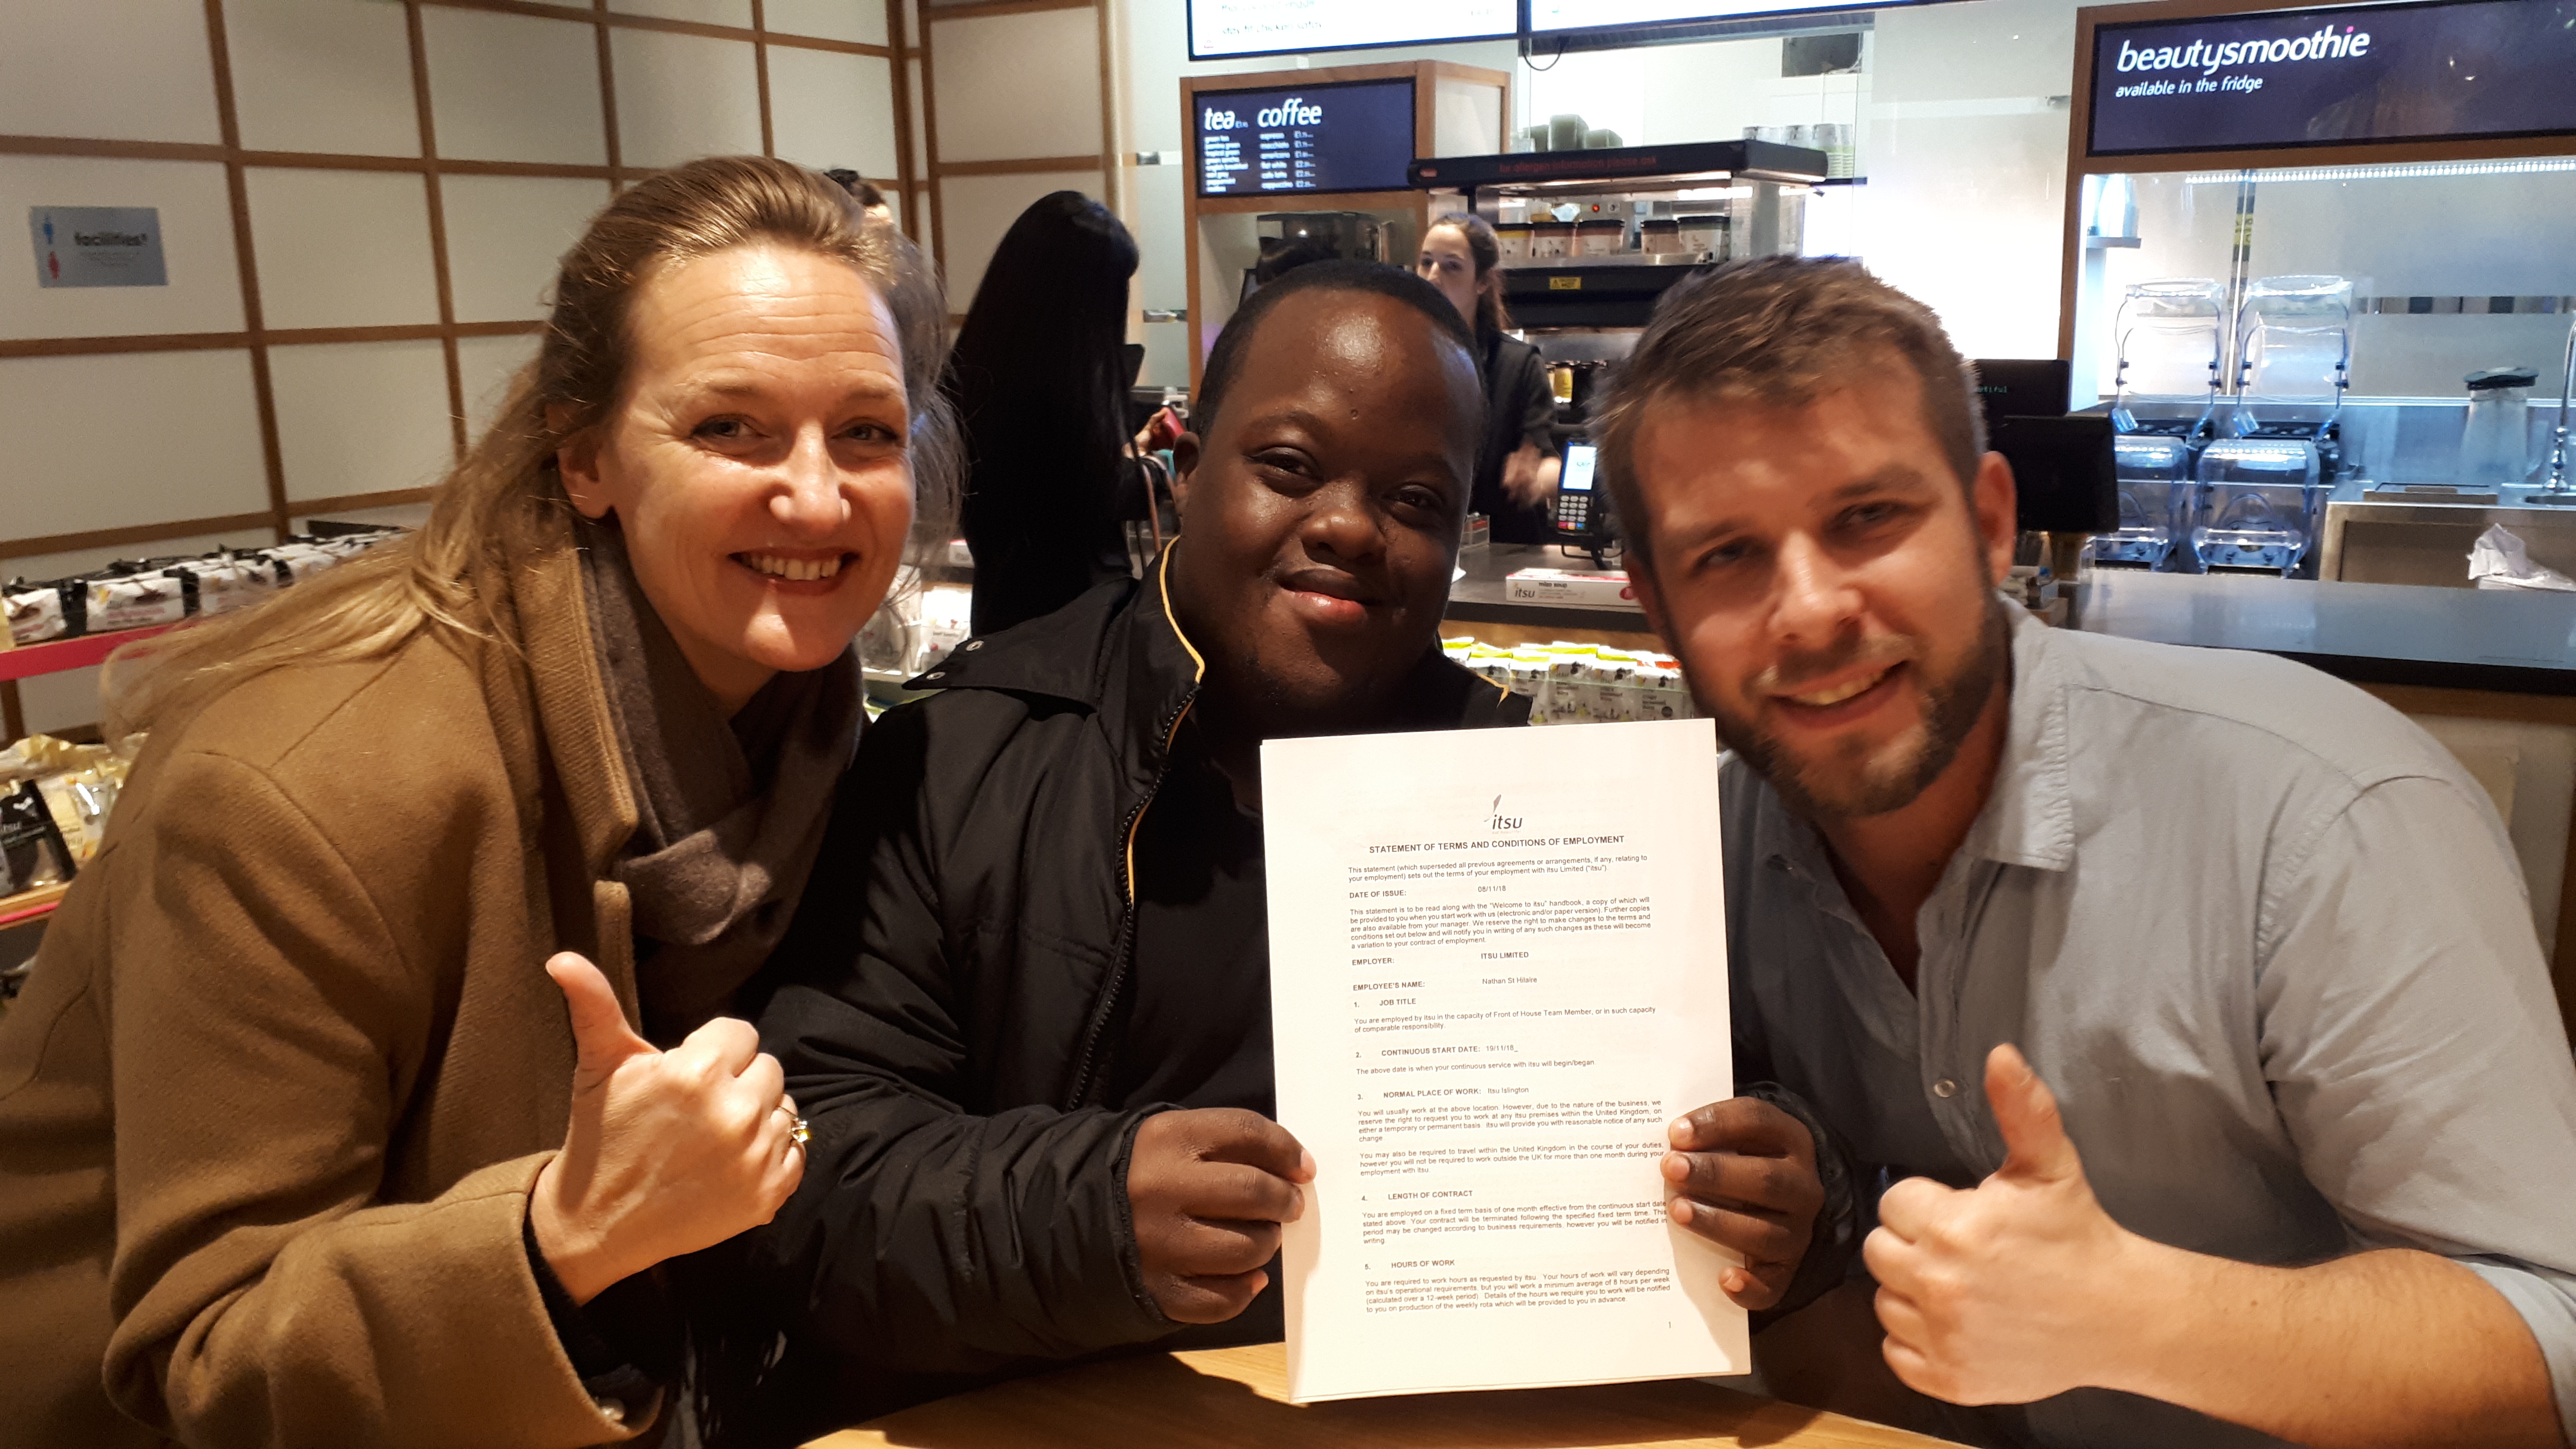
[1261,717,1744,1403]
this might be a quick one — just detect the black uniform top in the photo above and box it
[1472,330,1560,546]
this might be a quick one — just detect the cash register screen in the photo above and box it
[1194,78,1415,197]
[1560,444,1599,491]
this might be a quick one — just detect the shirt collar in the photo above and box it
[1966,606,2076,872]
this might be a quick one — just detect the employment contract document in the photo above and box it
[1261,718,1742,1403]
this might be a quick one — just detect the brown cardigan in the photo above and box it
[0,536,660,1447]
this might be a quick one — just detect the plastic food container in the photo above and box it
[1576,219,1626,255]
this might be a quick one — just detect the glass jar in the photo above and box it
[2459,366,2540,486]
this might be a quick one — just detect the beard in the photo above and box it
[1698,595,2011,822]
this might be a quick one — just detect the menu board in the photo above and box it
[1195,78,1417,197]
[2090,0,2576,155]
[1190,0,1514,59]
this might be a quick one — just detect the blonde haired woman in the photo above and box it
[0,155,955,1447]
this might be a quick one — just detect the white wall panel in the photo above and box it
[228,0,422,158]
[244,169,441,330]
[612,30,764,168]
[769,48,899,177]
[268,338,456,503]
[455,331,542,443]
[0,351,269,539]
[937,170,1105,311]
[441,175,612,323]
[0,0,221,144]
[0,156,244,340]
[421,7,609,166]
[929,7,1102,163]
[609,0,754,26]
[767,1,890,46]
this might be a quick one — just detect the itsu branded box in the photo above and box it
[1503,567,1639,606]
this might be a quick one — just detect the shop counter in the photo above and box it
[806,1341,1960,1449]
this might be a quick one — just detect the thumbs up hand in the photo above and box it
[1861,1044,2150,1407]
[528,953,806,1304]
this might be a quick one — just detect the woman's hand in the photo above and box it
[529,952,804,1304]
[1502,442,1558,508]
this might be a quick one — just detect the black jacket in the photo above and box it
[741,558,1529,1433]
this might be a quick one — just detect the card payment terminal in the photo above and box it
[1553,443,1601,536]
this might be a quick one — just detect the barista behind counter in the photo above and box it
[1418,213,1560,542]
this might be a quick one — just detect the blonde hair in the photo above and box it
[108,155,960,738]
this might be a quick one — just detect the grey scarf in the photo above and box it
[577,519,861,1044]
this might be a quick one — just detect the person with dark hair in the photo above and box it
[1599,255,2576,1448]
[945,190,1153,636]
[823,168,891,224]
[1417,211,1559,543]
[711,260,1725,1438]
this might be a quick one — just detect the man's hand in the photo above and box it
[530,953,806,1304]
[1662,1097,1825,1310]
[1864,1044,2147,1405]
[1128,1109,1314,1324]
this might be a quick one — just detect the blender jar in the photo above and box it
[2457,366,2539,487]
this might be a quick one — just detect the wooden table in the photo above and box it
[806,1342,1962,1448]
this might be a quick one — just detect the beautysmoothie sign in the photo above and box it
[2088,0,2576,156]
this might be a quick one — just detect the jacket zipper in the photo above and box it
[1063,692,1195,1111]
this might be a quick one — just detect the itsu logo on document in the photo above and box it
[1486,795,1523,832]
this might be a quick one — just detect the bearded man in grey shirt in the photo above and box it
[1597,257,2576,1448]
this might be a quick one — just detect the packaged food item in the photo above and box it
[1505,648,1554,719]
[1545,643,1597,724]
[84,569,189,633]
[5,580,69,645]
[0,780,78,894]
[174,553,277,617]
[1585,648,1639,722]
[261,544,340,584]
[915,585,973,672]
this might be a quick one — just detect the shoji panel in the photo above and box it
[420,7,611,167]
[0,351,270,538]
[0,0,223,144]
[768,0,892,46]
[455,331,543,443]
[243,168,442,330]
[267,339,457,503]
[441,175,614,323]
[226,0,423,158]
[612,29,765,168]
[769,48,901,177]
[608,0,756,26]
[927,6,1103,163]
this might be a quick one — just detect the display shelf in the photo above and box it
[0,625,176,684]
[0,882,70,932]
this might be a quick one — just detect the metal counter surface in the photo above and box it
[2076,571,2576,695]
[1441,546,2576,695]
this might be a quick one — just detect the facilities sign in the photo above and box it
[2089,0,2576,156]
[30,206,168,288]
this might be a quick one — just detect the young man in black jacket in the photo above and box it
[739,263,1847,1437]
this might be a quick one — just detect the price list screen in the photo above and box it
[1194,78,1415,198]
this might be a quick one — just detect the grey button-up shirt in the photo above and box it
[1725,609,2576,1448]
